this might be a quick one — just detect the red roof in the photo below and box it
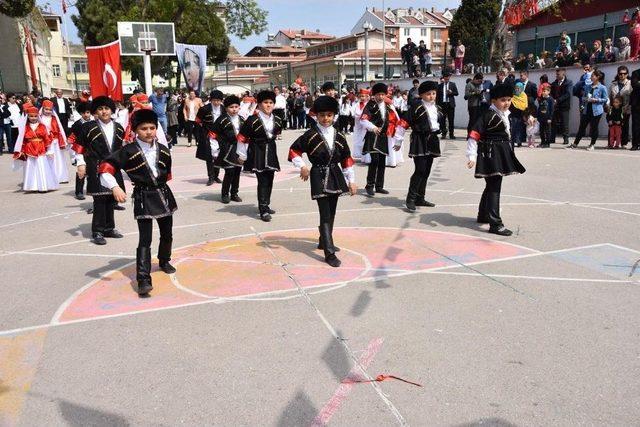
[373,11,396,25]
[279,29,335,40]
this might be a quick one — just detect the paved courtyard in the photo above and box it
[0,129,638,426]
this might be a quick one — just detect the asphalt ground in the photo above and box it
[0,128,639,426]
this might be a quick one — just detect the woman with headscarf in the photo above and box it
[509,82,529,148]
[617,37,631,62]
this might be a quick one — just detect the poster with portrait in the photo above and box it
[176,43,207,94]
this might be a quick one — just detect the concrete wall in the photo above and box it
[0,16,29,93]
[383,61,635,136]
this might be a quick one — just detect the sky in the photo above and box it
[39,0,461,55]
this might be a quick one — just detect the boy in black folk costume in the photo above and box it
[288,97,357,268]
[67,101,92,200]
[99,110,177,296]
[467,85,526,236]
[399,80,442,211]
[74,96,125,245]
[196,90,224,186]
[236,90,283,222]
[212,95,244,204]
[360,82,403,196]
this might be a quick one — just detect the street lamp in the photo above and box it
[363,21,373,82]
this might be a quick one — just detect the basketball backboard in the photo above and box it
[117,22,176,56]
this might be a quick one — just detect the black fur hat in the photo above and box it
[223,95,241,108]
[131,109,158,130]
[370,82,388,95]
[312,95,339,114]
[209,90,224,100]
[490,84,514,100]
[90,96,116,114]
[76,101,90,114]
[256,90,276,103]
[418,80,438,95]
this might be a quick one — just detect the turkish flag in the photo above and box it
[86,40,123,101]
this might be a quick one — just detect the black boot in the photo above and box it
[158,239,176,274]
[75,175,85,200]
[136,247,153,295]
[320,223,341,268]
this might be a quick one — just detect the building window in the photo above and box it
[433,43,441,51]
[52,64,61,77]
[73,59,88,73]
[404,28,410,36]
[432,29,441,40]
[421,29,427,37]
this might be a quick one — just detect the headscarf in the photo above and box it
[511,82,528,111]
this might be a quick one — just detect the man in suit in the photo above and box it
[436,72,458,139]
[630,67,640,150]
[550,68,573,145]
[516,70,537,105]
[52,88,71,135]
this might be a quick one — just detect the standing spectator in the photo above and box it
[6,93,21,153]
[304,92,314,128]
[495,69,508,86]
[629,66,640,150]
[617,37,631,62]
[274,86,287,133]
[52,88,71,135]
[294,91,305,129]
[537,74,549,98]
[425,49,433,76]
[623,8,640,60]
[568,70,608,151]
[551,68,573,145]
[510,82,529,148]
[574,43,591,66]
[604,38,619,63]
[166,92,179,147]
[607,96,625,149]
[338,96,352,134]
[149,88,168,133]
[537,84,554,148]
[516,70,538,105]
[557,31,572,51]
[418,40,428,76]
[286,91,296,129]
[0,94,11,155]
[590,40,606,64]
[436,72,459,139]
[609,65,632,148]
[183,89,203,147]
[524,107,539,147]
[465,73,485,132]
[408,79,421,107]
[177,92,186,136]
[454,40,465,75]
[401,38,417,76]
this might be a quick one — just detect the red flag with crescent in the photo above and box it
[86,40,123,101]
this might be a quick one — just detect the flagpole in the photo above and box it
[61,5,74,96]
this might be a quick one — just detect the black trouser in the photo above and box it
[573,112,602,146]
[222,166,241,197]
[539,120,551,146]
[348,116,355,133]
[317,195,339,256]
[10,128,18,153]
[631,108,640,148]
[288,109,295,129]
[468,106,481,132]
[256,170,275,214]
[479,175,503,227]
[92,195,116,234]
[138,215,173,260]
[621,113,630,146]
[552,109,570,143]
[168,124,178,146]
[206,159,219,180]
[185,120,196,143]
[366,152,386,190]
[338,115,350,133]
[407,156,434,202]
[297,110,306,129]
[75,174,85,196]
[439,103,455,137]
[426,63,432,75]
[58,114,70,136]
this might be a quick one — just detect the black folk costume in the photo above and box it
[72,97,125,244]
[211,105,244,203]
[195,91,224,186]
[288,96,355,268]
[402,82,443,211]
[467,85,526,236]
[68,115,89,199]
[236,91,283,221]
[99,110,178,296]
[360,83,402,195]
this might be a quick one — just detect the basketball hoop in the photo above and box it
[138,32,157,53]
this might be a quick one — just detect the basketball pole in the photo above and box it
[143,51,153,95]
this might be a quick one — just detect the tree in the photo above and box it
[0,0,35,18]
[71,0,267,75]
[448,0,502,67]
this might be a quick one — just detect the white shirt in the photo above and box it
[442,82,449,103]
[56,97,66,114]
[423,100,440,132]
[361,101,387,132]
[186,99,198,121]
[100,138,157,189]
[229,114,240,134]
[76,119,114,167]
[211,104,222,122]
[290,124,355,184]
[236,111,274,160]
[8,103,21,127]
[275,94,287,110]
